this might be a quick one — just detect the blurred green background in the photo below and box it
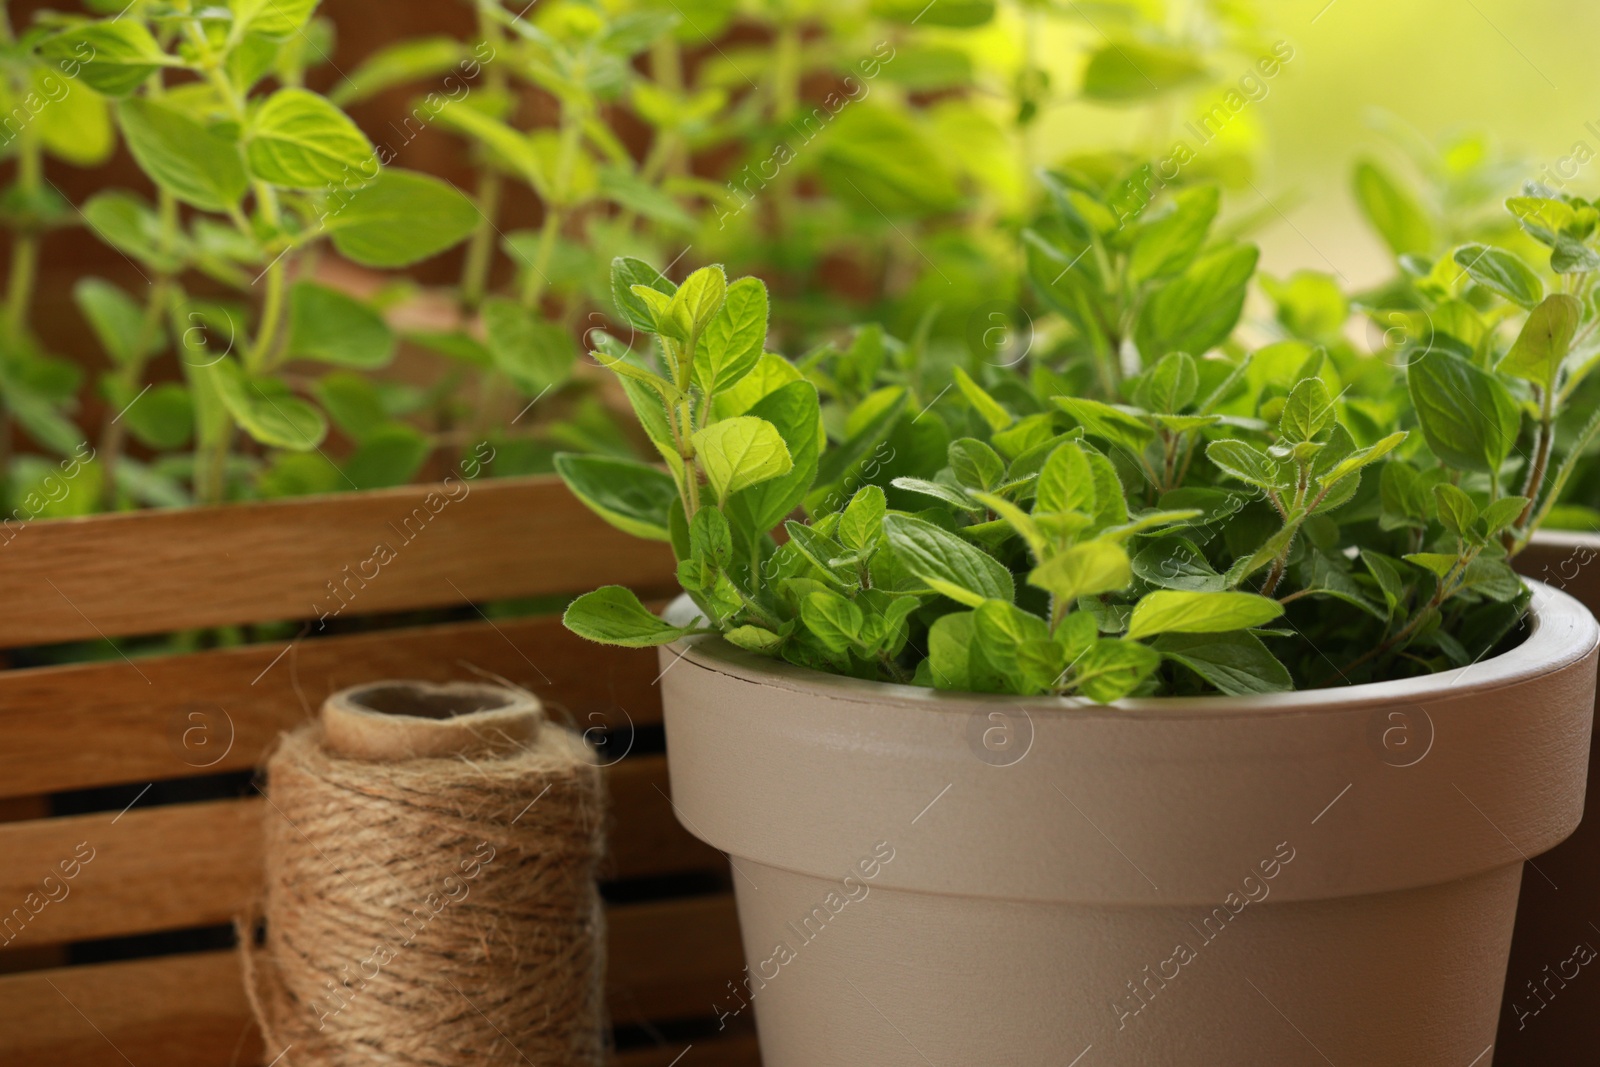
[1220,0,1584,283]
[1007,0,1592,286]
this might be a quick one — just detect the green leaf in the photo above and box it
[246,88,377,189]
[1279,377,1334,443]
[207,360,328,451]
[1378,461,1437,529]
[1131,538,1225,592]
[1261,271,1349,342]
[1082,448,1130,527]
[34,64,114,167]
[1362,550,1406,615]
[1453,243,1544,309]
[1406,350,1520,474]
[75,278,158,366]
[926,610,1005,691]
[555,454,678,541]
[694,276,766,394]
[816,104,962,216]
[1506,196,1578,245]
[325,169,478,267]
[690,505,733,567]
[482,297,576,396]
[1035,441,1096,514]
[611,256,676,334]
[343,425,428,490]
[600,165,695,229]
[896,477,981,512]
[1460,557,1525,602]
[1052,397,1154,453]
[870,0,994,27]
[1432,483,1478,540]
[285,282,395,369]
[563,586,695,647]
[81,191,183,275]
[431,104,546,193]
[726,381,821,536]
[328,36,468,107]
[1129,187,1219,286]
[1125,590,1284,640]
[973,598,1050,684]
[1316,432,1407,492]
[1404,552,1459,580]
[724,625,786,654]
[1354,158,1433,258]
[784,521,852,588]
[1479,495,1528,538]
[1136,351,1199,415]
[838,485,887,553]
[1080,40,1206,102]
[1553,235,1600,274]
[883,513,1015,607]
[801,591,865,654]
[40,22,173,97]
[314,372,388,441]
[231,0,319,36]
[953,367,1013,432]
[807,389,907,514]
[117,99,248,212]
[631,285,682,341]
[693,416,793,505]
[1206,439,1280,490]
[1134,243,1259,359]
[1072,639,1160,703]
[1155,631,1292,695]
[119,383,193,450]
[949,438,1005,491]
[1027,540,1131,603]
[672,264,727,340]
[1499,293,1582,389]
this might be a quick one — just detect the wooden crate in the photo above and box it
[0,475,759,1066]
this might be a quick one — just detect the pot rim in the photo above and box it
[664,577,1599,721]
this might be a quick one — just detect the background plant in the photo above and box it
[33,0,486,507]
[0,3,117,514]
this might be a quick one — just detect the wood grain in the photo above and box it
[0,902,749,1067]
[0,612,665,800]
[0,474,676,646]
[0,758,720,949]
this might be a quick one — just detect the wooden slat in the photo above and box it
[606,758,724,882]
[0,760,720,948]
[0,612,664,800]
[0,895,745,1066]
[0,951,256,1067]
[0,800,259,949]
[606,895,746,1026]
[0,474,675,646]
[615,1035,761,1067]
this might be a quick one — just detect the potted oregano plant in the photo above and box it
[1340,138,1600,1061]
[554,232,1597,1064]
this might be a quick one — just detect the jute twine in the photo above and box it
[243,680,607,1066]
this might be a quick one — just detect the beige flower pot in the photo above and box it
[1498,532,1600,1063]
[659,580,1598,1066]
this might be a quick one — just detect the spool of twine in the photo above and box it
[243,680,607,1066]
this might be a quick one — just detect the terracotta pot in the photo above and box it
[659,580,1598,1066]
[1497,532,1600,1064]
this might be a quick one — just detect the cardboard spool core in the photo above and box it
[322,680,542,761]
